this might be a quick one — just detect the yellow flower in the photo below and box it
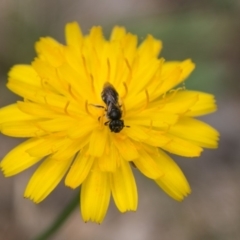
[0,22,219,223]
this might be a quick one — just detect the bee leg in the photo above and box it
[104,121,109,126]
[130,162,136,168]
[89,104,106,110]
[98,116,107,123]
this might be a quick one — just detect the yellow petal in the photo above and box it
[184,91,217,116]
[120,33,138,65]
[51,138,89,161]
[17,101,59,118]
[102,42,122,86]
[84,28,106,90]
[133,147,163,179]
[7,79,45,102]
[161,135,203,157]
[162,59,195,85]
[155,149,191,201]
[14,86,82,116]
[88,128,108,157]
[26,136,67,157]
[31,59,67,95]
[138,34,162,59]
[65,147,95,189]
[24,156,73,203]
[64,46,85,75]
[127,58,162,97]
[88,26,105,48]
[110,158,137,212]
[81,163,111,223]
[0,104,37,125]
[151,59,195,97]
[8,64,41,87]
[1,121,46,137]
[169,117,219,148]
[0,138,44,176]
[126,110,179,128]
[156,90,217,116]
[37,117,76,132]
[152,65,183,98]
[110,26,126,41]
[83,29,107,96]
[65,22,83,51]
[98,142,119,172]
[112,134,139,161]
[57,63,94,101]
[67,120,98,139]
[150,91,199,115]
[35,37,65,67]
[126,126,170,147]
[106,44,130,90]
[124,62,182,111]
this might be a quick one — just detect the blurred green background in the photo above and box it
[0,0,240,240]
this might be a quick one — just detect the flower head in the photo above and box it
[0,22,219,223]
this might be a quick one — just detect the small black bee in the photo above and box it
[101,82,125,133]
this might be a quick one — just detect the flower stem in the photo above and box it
[32,191,79,240]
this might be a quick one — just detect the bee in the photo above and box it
[101,82,126,133]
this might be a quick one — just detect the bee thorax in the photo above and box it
[108,107,122,120]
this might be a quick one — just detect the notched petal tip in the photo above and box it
[89,26,104,41]
[81,165,111,224]
[24,193,38,203]
[66,21,80,29]
[138,34,163,58]
[24,156,73,204]
[110,159,138,213]
[155,149,192,201]
[65,22,83,49]
[82,218,102,224]
[0,166,7,177]
[110,26,127,41]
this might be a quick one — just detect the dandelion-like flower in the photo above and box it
[0,22,219,223]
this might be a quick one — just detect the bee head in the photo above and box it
[109,119,124,133]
